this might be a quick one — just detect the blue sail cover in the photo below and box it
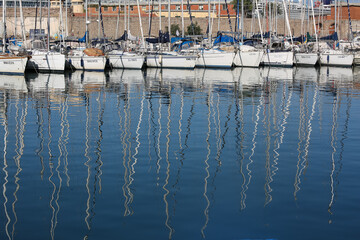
[146,31,170,44]
[320,32,338,41]
[213,34,237,45]
[252,31,271,39]
[293,35,305,43]
[78,32,87,43]
[114,31,128,42]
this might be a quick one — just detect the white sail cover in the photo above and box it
[127,31,138,41]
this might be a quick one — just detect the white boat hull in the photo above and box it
[0,57,27,75]
[146,54,196,69]
[108,54,144,69]
[234,51,264,67]
[294,53,319,66]
[27,53,65,73]
[262,51,294,67]
[67,55,106,71]
[196,51,235,68]
[320,52,354,67]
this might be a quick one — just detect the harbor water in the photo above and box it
[0,67,360,239]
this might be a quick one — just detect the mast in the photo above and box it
[241,0,243,43]
[159,0,162,33]
[208,0,211,47]
[59,0,64,42]
[65,0,68,38]
[335,0,337,38]
[40,0,42,32]
[254,0,264,43]
[346,0,353,40]
[168,0,171,50]
[47,0,50,51]
[282,0,293,46]
[85,0,89,47]
[127,0,130,33]
[124,0,127,31]
[217,0,220,32]
[310,0,318,45]
[2,0,6,52]
[115,0,121,38]
[181,0,184,37]
[14,0,17,39]
[136,0,145,48]
[98,0,101,38]
[98,0,105,41]
[148,0,151,37]
[19,0,26,44]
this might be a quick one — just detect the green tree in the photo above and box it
[231,0,253,18]
[171,24,181,36]
[186,22,202,35]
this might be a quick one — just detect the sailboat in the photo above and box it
[145,0,197,69]
[107,0,145,69]
[0,0,28,75]
[318,0,353,67]
[294,0,319,66]
[66,0,106,71]
[233,0,264,68]
[26,0,65,72]
[262,0,294,67]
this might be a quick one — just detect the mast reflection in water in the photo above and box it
[0,67,360,239]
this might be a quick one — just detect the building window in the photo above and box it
[223,4,227,10]
[130,6,134,11]
[112,6,117,11]
[199,5,203,10]
[176,5,180,10]
[103,6,108,11]
[142,6,146,11]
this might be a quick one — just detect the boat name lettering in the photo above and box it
[3,61,15,64]
[87,60,98,63]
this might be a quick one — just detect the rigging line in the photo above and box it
[95,92,105,194]
[36,104,45,180]
[294,84,306,201]
[163,96,174,239]
[201,91,212,238]
[2,93,11,240]
[328,92,339,216]
[84,94,92,230]
[241,92,263,210]
[12,98,28,239]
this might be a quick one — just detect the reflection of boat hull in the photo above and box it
[352,53,360,65]
[27,53,65,73]
[0,75,27,91]
[262,67,294,80]
[67,56,106,71]
[294,67,318,81]
[319,67,353,81]
[108,54,144,69]
[196,51,235,68]
[0,56,28,75]
[294,53,319,66]
[146,54,196,69]
[319,52,354,67]
[262,51,294,67]
[234,51,263,67]
[232,67,263,87]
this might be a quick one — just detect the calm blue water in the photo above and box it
[0,67,360,240]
